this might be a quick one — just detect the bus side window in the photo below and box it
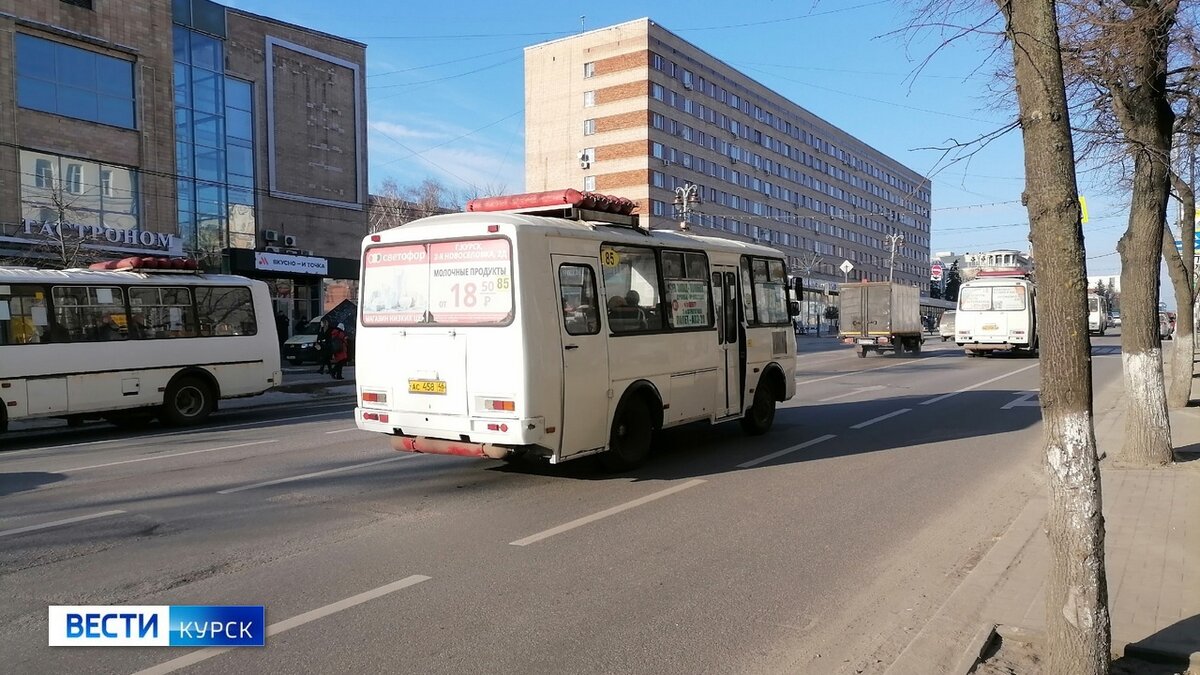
[195,287,257,337]
[559,264,600,336]
[0,285,54,345]
[51,286,127,341]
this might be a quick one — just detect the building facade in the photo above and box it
[0,0,367,330]
[525,18,932,292]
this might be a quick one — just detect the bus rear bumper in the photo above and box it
[355,408,545,458]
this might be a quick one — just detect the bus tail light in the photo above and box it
[486,423,509,432]
[1011,330,1026,335]
[370,235,381,242]
[487,225,499,233]
[485,399,515,412]
[362,412,390,423]
[362,391,388,404]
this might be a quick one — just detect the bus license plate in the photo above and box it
[983,323,999,331]
[408,379,447,395]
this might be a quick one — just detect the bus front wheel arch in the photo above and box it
[741,367,783,436]
[161,372,217,426]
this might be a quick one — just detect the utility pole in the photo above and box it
[673,183,700,231]
[886,233,904,284]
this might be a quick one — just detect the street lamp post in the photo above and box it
[673,183,701,231]
[886,233,905,284]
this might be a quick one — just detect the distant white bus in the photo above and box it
[354,190,798,469]
[955,273,1038,357]
[0,258,281,431]
[1087,293,1108,336]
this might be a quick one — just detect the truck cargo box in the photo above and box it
[838,282,923,338]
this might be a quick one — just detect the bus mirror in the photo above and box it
[788,300,801,317]
[792,278,804,297]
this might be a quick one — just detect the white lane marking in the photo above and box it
[738,434,837,469]
[324,427,361,434]
[1002,392,1040,409]
[818,385,887,402]
[7,410,347,456]
[920,362,1041,406]
[132,574,431,675]
[61,440,278,472]
[217,455,416,494]
[0,510,126,539]
[509,479,707,546]
[797,352,953,386]
[850,408,912,430]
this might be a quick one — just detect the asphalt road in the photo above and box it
[0,335,1128,674]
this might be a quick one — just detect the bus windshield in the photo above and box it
[361,237,514,326]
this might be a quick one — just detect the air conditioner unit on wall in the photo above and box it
[262,229,280,242]
[283,235,298,247]
[264,246,282,253]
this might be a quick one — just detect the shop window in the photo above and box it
[15,34,135,128]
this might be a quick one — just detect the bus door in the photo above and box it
[553,256,610,457]
[712,266,743,418]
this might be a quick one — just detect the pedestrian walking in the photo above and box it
[328,322,349,380]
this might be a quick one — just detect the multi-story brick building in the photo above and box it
[0,0,367,329]
[525,18,932,294]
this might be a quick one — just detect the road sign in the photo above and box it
[931,261,944,281]
[839,260,854,275]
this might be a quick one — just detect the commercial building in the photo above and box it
[0,0,367,330]
[524,18,932,294]
[934,249,1034,281]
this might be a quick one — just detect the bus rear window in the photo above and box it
[362,238,513,326]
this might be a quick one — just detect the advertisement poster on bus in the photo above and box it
[666,279,708,327]
[361,239,513,326]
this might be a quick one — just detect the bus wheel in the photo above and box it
[740,384,776,436]
[162,377,215,426]
[601,399,654,471]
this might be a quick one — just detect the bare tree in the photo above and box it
[1055,0,1181,465]
[1165,161,1195,408]
[1001,1,1110,672]
[2,185,102,270]
[369,177,463,234]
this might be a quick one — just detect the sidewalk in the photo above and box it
[886,358,1200,673]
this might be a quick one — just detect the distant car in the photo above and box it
[1110,313,1121,327]
[1159,312,1174,340]
[938,311,957,342]
[283,319,323,364]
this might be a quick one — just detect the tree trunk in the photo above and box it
[1164,169,1195,409]
[1111,3,1177,465]
[1001,1,1110,673]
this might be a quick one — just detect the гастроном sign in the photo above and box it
[15,219,180,253]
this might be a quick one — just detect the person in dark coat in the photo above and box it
[329,322,350,380]
[275,312,288,346]
[315,318,332,374]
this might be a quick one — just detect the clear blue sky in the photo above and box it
[226,0,1185,295]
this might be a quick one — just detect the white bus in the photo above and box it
[955,272,1038,357]
[355,190,798,469]
[0,258,281,432]
[1087,293,1108,336]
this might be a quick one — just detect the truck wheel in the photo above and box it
[162,376,215,426]
[858,347,867,358]
[911,339,922,355]
[740,384,776,436]
[601,397,653,471]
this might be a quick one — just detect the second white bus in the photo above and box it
[0,259,281,432]
[355,190,798,469]
[955,274,1038,357]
